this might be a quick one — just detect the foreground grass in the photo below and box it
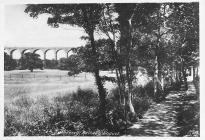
[4,86,154,136]
[5,89,104,136]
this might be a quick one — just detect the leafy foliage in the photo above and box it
[4,52,17,71]
[19,52,43,72]
[25,4,103,33]
[44,59,58,69]
[58,55,83,76]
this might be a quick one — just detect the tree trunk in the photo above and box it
[161,75,165,91]
[110,41,125,104]
[196,67,198,79]
[153,28,163,98]
[115,4,136,118]
[125,61,135,114]
[124,19,135,115]
[172,62,177,84]
[176,64,180,84]
[154,56,159,96]
[89,30,107,128]
[182,63,188,90]
[30,67,33,72]
[193,67,195,81]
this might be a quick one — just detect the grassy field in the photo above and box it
[4,69,116,104]
[4,69,153,136]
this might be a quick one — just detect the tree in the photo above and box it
[45,59,58,69]
[4,52,17,71]
[58,55,82,74]
[133,3,199,92]
[128,3,185,96]
[25,4,107,127]
[114,3,137,115]
[72,45,94,72]
[113,3,161,114]
[96,3,162,116]
[168,3,199,86]
[20,52,43,72]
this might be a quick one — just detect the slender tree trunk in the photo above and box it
[176,63,180,84]
[161,75,165,91]
[115,4,136,118]
[196,67,198,79]
[182,62,188,90]
[126,63,135,114]
[193,67,195,81]
[110,41,125,104]
[154,56,159,96]
[153,29,163,97]
[171,62,177,84]
[115,69,122,104]
[126,14,136,115]
[89,30,107,127]
[124,20,135,114]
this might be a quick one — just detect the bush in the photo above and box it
[4,52,17,71]
[72,88,98,107]
[105,86,153,134]
[132,96,152,115]
[105,100,127,134]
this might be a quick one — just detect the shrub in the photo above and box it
[72,88,98,107]
[105,100,127,134]
[132,96,152,115]
[108,87,122,104]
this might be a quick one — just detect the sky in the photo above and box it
[3,4,90,59]
[3,4,108,59]
[4,4,87,48]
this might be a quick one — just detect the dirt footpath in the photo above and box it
[128,82,199,137]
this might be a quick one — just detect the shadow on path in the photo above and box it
[128,82,199,136]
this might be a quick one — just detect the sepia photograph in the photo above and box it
[2,1,200,137]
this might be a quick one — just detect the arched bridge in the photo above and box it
[4,47,74,60]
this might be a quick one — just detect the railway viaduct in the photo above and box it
[4,47,74,60]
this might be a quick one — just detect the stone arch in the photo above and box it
[45,49,55,60]
[33,49,44,60]
[22,49,31,55]
[4,49,10,55]
[67,50,74,58]
[10,49,21,59]
[56,49,66,60]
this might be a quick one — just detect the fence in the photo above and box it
[4,73,88,80]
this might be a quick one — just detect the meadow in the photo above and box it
[4,69,116,104]
[4,69,152,136]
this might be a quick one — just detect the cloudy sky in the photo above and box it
[4,4,87,48]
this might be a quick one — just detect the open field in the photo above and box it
[4,69,116,104]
